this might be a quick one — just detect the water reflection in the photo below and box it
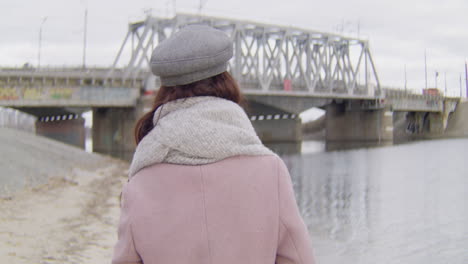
[281,139,468,264]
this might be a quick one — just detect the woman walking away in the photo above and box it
[112,24,315,264]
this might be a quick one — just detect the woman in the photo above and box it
[112,24,315,264]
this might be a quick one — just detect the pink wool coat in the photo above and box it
[112,155,315,264]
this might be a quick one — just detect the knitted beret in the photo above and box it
[150,25,233,86]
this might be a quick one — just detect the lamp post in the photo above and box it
[80,0,88,69]
[404,64,407,92]
[460,73,462,98]
[37,17,48,69]
[465,61,468,98]
[198,0,208,14]
[82,7,88,69]
[424,49,428,90]
[444,72,447,97]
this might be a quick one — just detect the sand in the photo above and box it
[0,160,128,263]
[0,128,128,264]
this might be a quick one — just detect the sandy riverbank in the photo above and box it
[0,159,127,263]
[0,128,128,263]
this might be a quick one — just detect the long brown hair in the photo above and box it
[134,71,246,144]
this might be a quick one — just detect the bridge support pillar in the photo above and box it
[404,103,451,135]
[92,107,138,161]
[325,102,393,151]
[246,100,303,154]
[35,118,85,148]
[427,112,448,134]
[251,116,302,154]
[252,117,302,142]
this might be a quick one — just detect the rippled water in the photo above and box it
[282,139,468,264]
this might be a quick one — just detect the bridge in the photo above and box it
[0,13,465,157]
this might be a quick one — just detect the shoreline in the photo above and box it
[0,158,128,263]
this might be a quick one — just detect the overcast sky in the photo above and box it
[1,0,467,95]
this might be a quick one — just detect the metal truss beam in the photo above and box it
[107,13,382,98]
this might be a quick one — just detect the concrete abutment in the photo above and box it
[92,107,138,161]
[325,101,394,150]
[251,117,302,154]
[394,100,468,142]
[35,118,85,148]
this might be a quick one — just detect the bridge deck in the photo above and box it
[0,68,461,113]
[0,85,139,108]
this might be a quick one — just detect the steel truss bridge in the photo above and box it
[1,13,457,114]
[108,13,381,99]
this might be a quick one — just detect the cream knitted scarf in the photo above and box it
[129,96,274,177]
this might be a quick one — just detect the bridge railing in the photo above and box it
[0,67,146,89]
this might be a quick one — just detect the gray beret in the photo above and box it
[150,25,233,86]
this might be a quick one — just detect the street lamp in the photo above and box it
[198,0,208,14]
[38,17,48,69]
[82,8,88,69]
[80,0,88,69]
[424,49,428,89]
[404,64,407,92]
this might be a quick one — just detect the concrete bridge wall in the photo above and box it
[246,100,302,144]
[92,107,139,161]
[35,118,85,148]
[393,100,468,143]
[0,86,139,108]
[444,101,468,137]
[325,101,394,150]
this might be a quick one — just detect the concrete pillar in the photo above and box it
[245,99,303,154]
[35,118,85,148]
[404,112,427,134]
[92,107,137,161]
[426,100,452,134]
[252,117,302,143]
[251,117,302,154]
[325,102,393,150]
[427,112,446,133]
[393,111,415,143]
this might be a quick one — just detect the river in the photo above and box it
[281,138,468,263]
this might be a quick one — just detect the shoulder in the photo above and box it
[128,162,199,186]
[221,154,281,165]
[201,154,282,172]
[126,154,286,192]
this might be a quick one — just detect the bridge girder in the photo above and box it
[108,13,382,98]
